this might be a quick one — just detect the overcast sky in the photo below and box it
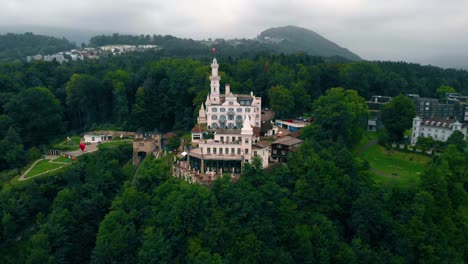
[2,0,468,65]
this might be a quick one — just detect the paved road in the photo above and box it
[64,143,99,157]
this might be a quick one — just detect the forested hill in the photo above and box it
[0,33,76,62]
[89,26,362,61]
[257,25,361,61]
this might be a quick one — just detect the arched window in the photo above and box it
[212,115,218,120]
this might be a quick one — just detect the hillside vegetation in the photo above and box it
[0,33,76,62]
[258,25,361,60]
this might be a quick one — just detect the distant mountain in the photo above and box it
[257,26,361,61]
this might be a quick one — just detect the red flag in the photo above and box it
[212,47,216,53]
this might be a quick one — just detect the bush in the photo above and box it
[26,147,42,163]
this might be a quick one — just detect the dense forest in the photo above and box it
[0,50,467,262]
[2,51,468,171]
[0,33,76,62]
[0,125,466,263]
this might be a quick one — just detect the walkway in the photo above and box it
[355,139,395,179]
[18,143,99,181]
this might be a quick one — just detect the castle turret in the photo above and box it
[210,58,220,104]
[241,116,253,162]
[197,103,207,124]
[411,116,421,145]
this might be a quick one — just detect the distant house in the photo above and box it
[83,134,111,143]
[411,116,467,144]
[367,95,392,131]
[275,119,311,132]
[270,136,303,163]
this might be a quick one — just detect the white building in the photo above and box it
[199,58,262,129]
[83,134,112,143]
[178,58,270,183]
[411,116,467,144]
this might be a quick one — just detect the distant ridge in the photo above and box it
[257,25,361,61]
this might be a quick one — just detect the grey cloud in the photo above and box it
[1,0,468,67]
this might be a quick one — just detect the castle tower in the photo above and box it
[241,116,253,162]
[197,103,207,124]
[210,58,220,104]
[411,116,421,144]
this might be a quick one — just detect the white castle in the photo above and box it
[197,58,262,129]
[174,58,269,183]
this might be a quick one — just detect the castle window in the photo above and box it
[219,148,223,155]
[225,148,229,155]
[245,138,249,144]
[213,148,217,154]
[237,108,242,112]
[212,108,217,112]
[245,149,249,154]
[220,108,225,112]
[246,108,251,113]
[229,102,233,105]
[212,115,218,120]
[207,148,211,154]
[231,148,235,155]
[139,142,144,147]
[237,148,241,155]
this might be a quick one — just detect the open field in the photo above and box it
[360,144,432,188]
[24,160,66,178]
[97,139,132,149]
[52,156,73,163]
[51,136,82,151]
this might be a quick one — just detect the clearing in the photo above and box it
[357,134,432,188]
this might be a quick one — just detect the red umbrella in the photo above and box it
[79,143,85,151]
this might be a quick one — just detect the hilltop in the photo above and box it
[257,25,361,61]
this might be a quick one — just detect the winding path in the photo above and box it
[355,139,395,178]
[18,143,100,181]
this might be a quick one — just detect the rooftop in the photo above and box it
[188,148,244,160]
[418,117,466,128]
[272,136,303,146]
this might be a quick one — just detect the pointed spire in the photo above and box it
[205,94,211,106]
[241,116,253,135]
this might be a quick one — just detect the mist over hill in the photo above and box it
[257,26,361,61]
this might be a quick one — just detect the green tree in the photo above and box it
[446,130,466,152]
[0,127,25,169]
[302,88,368,148]
[436,85,456,101]
[268,85,295,118]
[5,87,64,146]
[381,94,416,142]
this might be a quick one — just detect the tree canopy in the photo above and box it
[302,87,368,148]
[381,94,416,142]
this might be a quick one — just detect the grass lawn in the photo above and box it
[360,144,432,188]
[97,139,132,149]
[25,160,66,178]
[52,156,73,163]
[51,136,82,151]
[353,131,378,154]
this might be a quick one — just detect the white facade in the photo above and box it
[200,59,262,129]
[411,116,467,144]
[84,134,111,143]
